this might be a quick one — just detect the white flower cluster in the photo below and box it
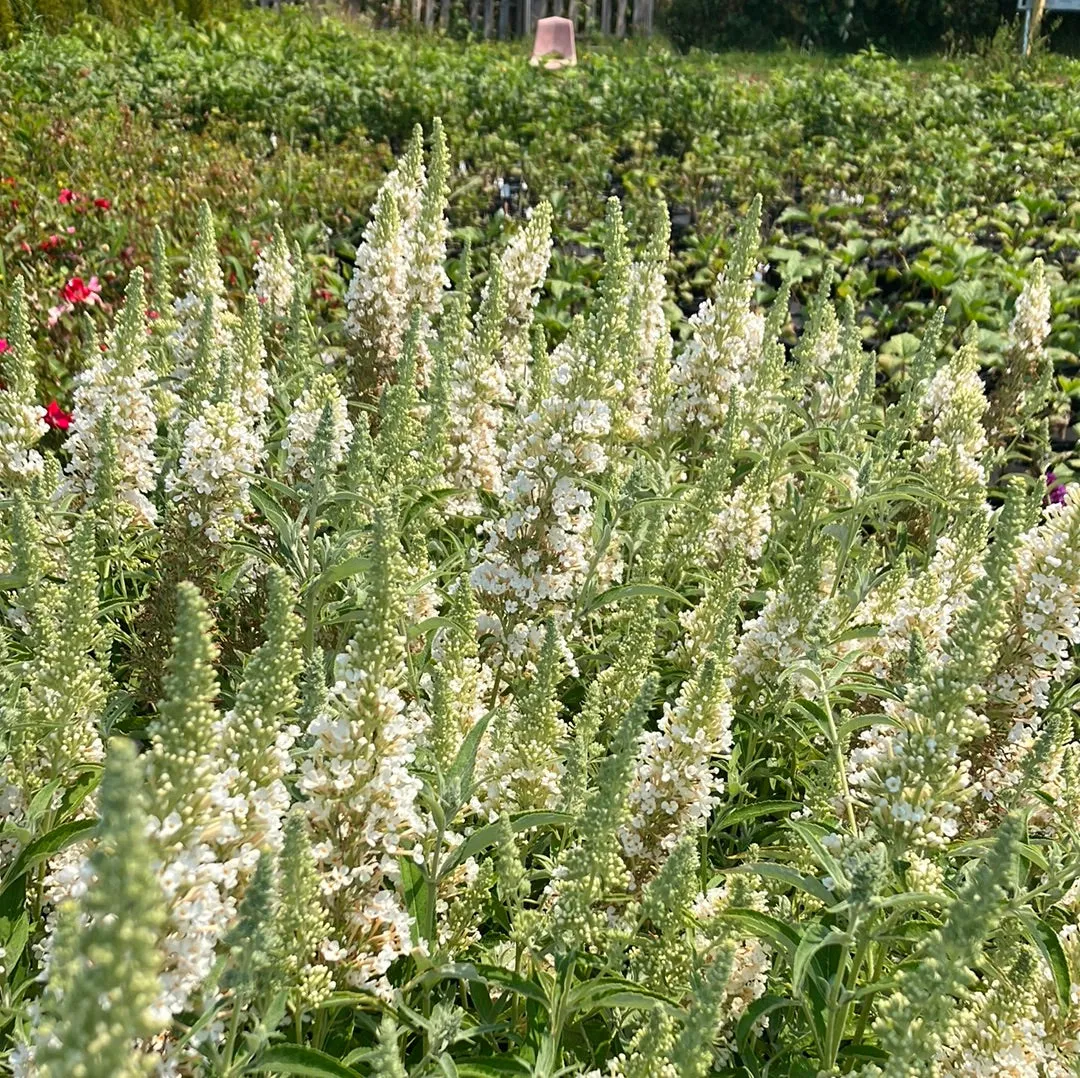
[345,127,449,387]
[846,515,987,679]
[912,339,988,503]
[848,701,972,850]
[283,373,352,484]
[253,227,297,319]
[620,692,730,874]
[1007,258,1052,366]
[169,208,235,383]
[667,291,765,435]
[691,884,773,1053]
[0,395,46,488]
[64,294,159,527]
[471,342,619,659]
[298,630,427,995]
[496,202,554,385]
[617,257,670,442]
[733,552,835,700]
[976,488,1080,801]
[344,186,411,384]
[165,401,263,544]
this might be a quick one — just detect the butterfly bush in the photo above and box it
[1,129,1079,1078]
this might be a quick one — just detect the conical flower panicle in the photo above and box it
[496,198,554,388]
[345,122,450,394]
[273,811,335,1009]
[612,198,671,443]
[418,298,460,483]
[373,310,424,487]
[282,269,320,390]
[150,225,174,322]
[65,269,159,528]
[853,481,1035,850]
[668,942,738,1078]
[170,202,235,380]
[443,260,509,513]
[580,198,632,398]
[369,1014,408,1078]
[254,224,297,320]
[0,275,47,487]
[7,490,45,631]
[33,738,167,1078]
[481,620,567,815]
[165,384,263,545]
[297,511,425,994]
[407,117,451,325]
[910,327,990,508]
[426,574,485,775]
[149,582,222,829]
[668,196,764,437]
[4,275,34,397]
[873,305,946,475]
[283,372,352,485]
[974,483,1080,804]
[548,681,651,955]
[3,517,107,800]
[222,849,279,1004]
[868,816,1021,1078]
[225,565,302,794]
[989,258,1053,449]
[733,528,836,703]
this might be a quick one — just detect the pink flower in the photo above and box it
[0,338,8,355]
[44,401,72,431]
[58,188,79,205]
[1046,471,1067,507]
[62,276,102,307]
[93,197,111,211]
[40,234,63,251]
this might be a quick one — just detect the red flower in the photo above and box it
[93,197,111,211]
[58,188,79,205]
[147,308,160,320]
[40,234,63,251]
[316,288,335,302]
[44,401,72,431]
[62,276,102,306]
[0,338,8,355]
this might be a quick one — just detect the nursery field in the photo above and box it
[1,11,1080,1078]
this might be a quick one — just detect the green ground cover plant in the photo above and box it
[1,12,1079,476]
[0,119,1077,1077]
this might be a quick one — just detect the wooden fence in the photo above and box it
[298,0,656,39]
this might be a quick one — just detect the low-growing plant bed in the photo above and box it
[1,13,1079,470]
